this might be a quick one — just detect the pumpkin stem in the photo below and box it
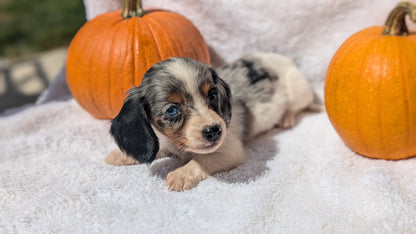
[383,1,416,36]
[122,0,146,18]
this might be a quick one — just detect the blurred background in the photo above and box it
[0,0,85,114]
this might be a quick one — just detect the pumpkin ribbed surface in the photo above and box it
[66,8,210,119]
[325,25,416,159]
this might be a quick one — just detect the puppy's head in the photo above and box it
[110,57,232,163]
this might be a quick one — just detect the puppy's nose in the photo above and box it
[202,124,222,142]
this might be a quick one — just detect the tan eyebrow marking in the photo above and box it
[167,93,183,104]
[201,82,211,96]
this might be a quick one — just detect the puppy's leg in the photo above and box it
[165,136,245,191]
[105,148,167,166]
[105,148,141,166]
[279,66,315,129]
[280,111,297,129]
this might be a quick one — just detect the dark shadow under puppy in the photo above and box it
[216,130,280,184]
[149,132,279,185]
[107,53,319,191]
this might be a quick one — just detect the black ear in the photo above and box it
[210,68,232,126]
[110,90,159,163]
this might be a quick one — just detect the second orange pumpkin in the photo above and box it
[325,2,416,160]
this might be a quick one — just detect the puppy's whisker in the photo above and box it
[185,126,203,131]
[163,136,193,153]
[165,136,186,144]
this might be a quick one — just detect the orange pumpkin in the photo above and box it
[66,0,211,119]
[325,2,416,160]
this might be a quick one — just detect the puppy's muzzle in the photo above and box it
[202,124,222,142]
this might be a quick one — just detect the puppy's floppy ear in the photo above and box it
[210,68,232,125]
[110,89,159,163]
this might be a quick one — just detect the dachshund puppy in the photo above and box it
[106,53,317,191]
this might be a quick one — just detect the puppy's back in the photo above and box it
[216,53,315,137]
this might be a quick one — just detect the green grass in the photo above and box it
[0,0,86,58]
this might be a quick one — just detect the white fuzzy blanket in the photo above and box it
[2,0,416,232]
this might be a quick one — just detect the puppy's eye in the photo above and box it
[208,88,218,103]
[165,106,179,117]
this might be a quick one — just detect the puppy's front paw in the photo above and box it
[165,167,207,191]
[105,148,140,166]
